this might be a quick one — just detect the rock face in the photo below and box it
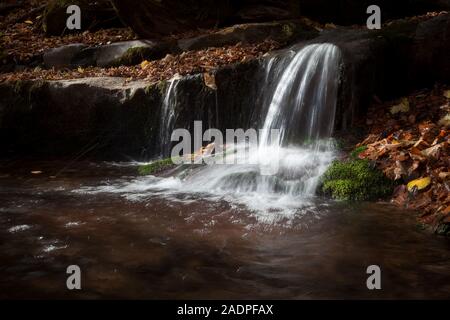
[0,61,261,159]
[0,77,164,158]
[323,13,450,129]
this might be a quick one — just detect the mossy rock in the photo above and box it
[138,158,177,175]
[320,159,394,201]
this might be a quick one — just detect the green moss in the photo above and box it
[320,159,393,201]
[138,158,176,175]
[350,145,367,159]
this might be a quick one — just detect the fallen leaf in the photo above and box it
[31,171,42,175]
[421,143,444,158]
[407,177,431,192]
[140,60,150,69]
[392,185,408,206]
[439,172,450,180]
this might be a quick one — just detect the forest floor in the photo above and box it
[0,0,285,83]
[355,86,450,234]
[1,1,447,84]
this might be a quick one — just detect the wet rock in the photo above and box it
[0,60,261,159]
[0,77,159,158]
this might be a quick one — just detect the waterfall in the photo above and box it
[160,76,181,157]
[179,44,341,188]
[82,43,343,220]
[153,43,342,217]
[260,44,341,147]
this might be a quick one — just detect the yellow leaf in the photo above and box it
[407,177,431,192]
[24,20,33,25]
[77,67,84,73]
[140,60,150,69]
[444,90,450,99]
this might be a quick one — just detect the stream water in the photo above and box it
[0,161,449,299]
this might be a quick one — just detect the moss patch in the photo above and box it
[138,158,176,175]
[320,159,394,201]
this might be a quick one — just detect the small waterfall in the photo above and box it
[177,43,342,204]
[92,43,343,220]
[159,76,181,157]
[260,44,341,147]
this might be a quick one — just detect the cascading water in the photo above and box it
[77,43,342,221]
[159,76,181,157]
[168,43,342,214]
[260,43,340,146]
